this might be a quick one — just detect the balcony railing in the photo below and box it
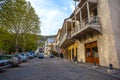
[87,0,98,3]
[71,16,101,37]
[59,31,71,47]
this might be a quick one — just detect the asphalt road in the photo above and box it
[0,56,119,80]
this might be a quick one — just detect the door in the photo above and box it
[76,48,78,60]
[72,48,74,60]
[85,43,93,63]
[92,42,99,64]
[85,41,99,64]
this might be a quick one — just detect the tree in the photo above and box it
[0,0,40,53]
[20,1,40,52]
[0,27,15,54]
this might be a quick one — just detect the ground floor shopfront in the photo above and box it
[63,32,120,69]
[85,41,99,65]
[66,42,78,61]
[65,41,99,65]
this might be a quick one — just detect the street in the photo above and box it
[0,57,119,80]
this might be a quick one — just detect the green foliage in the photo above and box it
[51,50,59,57]
[0,28,15,53]
[0,0,40,53]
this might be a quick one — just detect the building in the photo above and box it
[44,38,55,54]
[58,0,120,69]
[55,29,61,54]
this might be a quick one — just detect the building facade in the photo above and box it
[44,38,55,54]
[58,0,120,69]
[55,29,61,54]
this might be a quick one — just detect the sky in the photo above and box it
[26,0,75,36]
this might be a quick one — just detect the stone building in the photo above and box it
[58,0,120,69]
[44,38,55,54]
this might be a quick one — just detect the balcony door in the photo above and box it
[85,41,99,64]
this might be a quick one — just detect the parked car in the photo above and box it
[1,55,19,67]
[33,52,37,57]
[38,53,44,59]
[19,53,28,62]
[14,54,22,64]
[49,54,54,58]
[29,51,37,57]
[0,56,10,70]
[26,52,34,59]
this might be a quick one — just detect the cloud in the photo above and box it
[26,0,74,36]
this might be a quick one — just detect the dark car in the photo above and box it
[38,53,44,59]
[49,54,54,58]
[26,52,34,59]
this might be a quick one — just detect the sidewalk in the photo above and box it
[76,62,120,79]
[62,59,120,80]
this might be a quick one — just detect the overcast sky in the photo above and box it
[26,0,75,36]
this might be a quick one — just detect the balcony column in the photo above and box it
[87,2,90,23]
[66,22,67,35]
[74,15,77,32]
[80,9,82,23]
[75,15,77,26]
[71,19,73,34]
[64,24,66,34]
[80,9,82,29]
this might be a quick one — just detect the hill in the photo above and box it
[37,35,56,47]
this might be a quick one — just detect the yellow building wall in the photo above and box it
[67,42,78,61]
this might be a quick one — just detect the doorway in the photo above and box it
[85,41,99,64]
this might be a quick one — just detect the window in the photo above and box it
[86,48,90,57]
[92,47,99,58]
[93,8,98,16]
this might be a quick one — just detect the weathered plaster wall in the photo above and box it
[108,0,120,69]
[97,0,119,68]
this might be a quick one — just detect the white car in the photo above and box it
[0,58,10,70]
[19,53,28,62]
[1,55,19,67]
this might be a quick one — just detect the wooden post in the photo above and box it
[87,2,90,23]
[80,9,82,23]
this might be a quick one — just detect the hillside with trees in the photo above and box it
[38,35,55,47]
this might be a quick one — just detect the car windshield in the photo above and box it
[21,54,25,56]
[0,56,12,60]
[40,54,43,55]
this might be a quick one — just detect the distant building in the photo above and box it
[44,38,55,54]
[55,29,61,55]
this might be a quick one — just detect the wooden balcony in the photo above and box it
[59,31,73,48]
[71,16,102,38]
[87,0,98,3]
